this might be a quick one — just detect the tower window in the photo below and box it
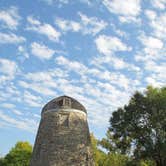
[64,98,71,107]
[58,99,63,106]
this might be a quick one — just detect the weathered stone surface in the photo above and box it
[30,96,94,166]
[42,96,87,113]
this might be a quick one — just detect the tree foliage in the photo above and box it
[0,141,32,166]
[102,153,130,166]
[100,86,166,166]
[90,133,107,166]
[90,134,131,166]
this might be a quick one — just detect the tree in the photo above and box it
[100,86,166,166]
[91,133,131,166]
[0,157,5,166]
[90,133,107,166]
[102,153,130,166]
[2,141,32,166]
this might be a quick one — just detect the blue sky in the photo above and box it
[0,0,165,156]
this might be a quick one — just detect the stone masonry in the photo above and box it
[30,96,94,166]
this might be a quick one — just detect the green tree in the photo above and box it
[100,86,166,166]
[91,133,131,166]
[0,157,5,166]
[2,141,32,166]
[102,153,130,166]
[90,133,107,166]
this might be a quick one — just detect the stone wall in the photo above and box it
[30,110,94,166]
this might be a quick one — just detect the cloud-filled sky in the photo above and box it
[0,0,165,155]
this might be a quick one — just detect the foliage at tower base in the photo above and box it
[100,86,166,166]
[0,141,32,166]
[91,134,131,166]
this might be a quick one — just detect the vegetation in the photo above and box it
[0,141,32,166]
[91,133,107,166]
[100,86,166,166]
[91,133,131,166]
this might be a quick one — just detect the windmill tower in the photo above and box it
[30,96,94,166]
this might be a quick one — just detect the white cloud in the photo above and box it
[0,59,18,77]
[0,58,18,84]
[23,91,42,107]
[1,103,15,109]
[103,0,141,22]
[136,35,165,62]
[95,35,131,55]
[145,61,166,87]
[146,77,163,87]
[0,84,21,103]
[17,46,29,58]
[0,6,20,30]
[0,111,38,133]
[149,13,166,39]
[31,42,55,60]
[56,18,81,32]
[135,32,165,88]
[145,61,166,78]
[140,36,163,49]
[55,56,140,90]
[119,16,141,24]
[78,12,107,35]
[145,10,157,20]
[56,55,87,74]
[55,13,107,35]
[0,32,25,44]
[110,23,128,38]
[144,11,166,39]
[19,80,56,97]
[26,69,68,82]
[93,35,140,72]
[12,109,23,115]
[19,68,68,98]
[27,16,60,41]
[26,71,53,82]
[151,0,166,10]
[103,0,141,16]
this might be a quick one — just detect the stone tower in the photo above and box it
[30,96,94,166]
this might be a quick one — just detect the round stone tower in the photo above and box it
[30,96,94,166]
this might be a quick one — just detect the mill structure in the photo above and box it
[30,95,94,166]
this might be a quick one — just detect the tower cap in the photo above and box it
[42,95,87,114]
